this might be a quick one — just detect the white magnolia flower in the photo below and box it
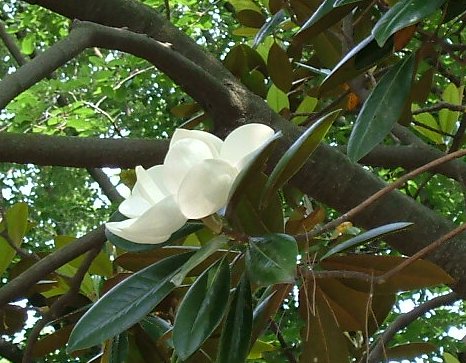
[106,123,275,244]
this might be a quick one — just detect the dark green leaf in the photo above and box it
[320,35,393,93]
[348,54,415,162]
[67,252,194,352]
[217,274,253,363]
[246,234,298,286]
[267,42,293,92]
[236,9,266,28]
[6,202,28,244]
[140,316,172,342]
[253,9,286,48]
[173,258,230,360]
[260,110,340,208]
[111,332,129,363]
[373,0,446,46]
[320,222,413,260]
[171,235,228,286]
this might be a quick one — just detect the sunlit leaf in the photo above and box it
[439,83,462,135]
[266,84,290,112]
[386,342,436,360]
[320,222,413,260]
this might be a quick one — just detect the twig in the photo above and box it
[302,89,350,127]
[412,102,466,115]
[21,244,103,363]
[0,20,27,66]
[376,222,466,284]
[86,168,124,204]
[366,292,459,363]
[296,148,466,241]
[269,320,298,363]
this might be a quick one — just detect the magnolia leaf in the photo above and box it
[348,54,415,162]
[299,284,350,363]
[293,96,318,125]
[67,252,194,352]
[261,109,340,208]
[320,222,413,260]
[173,258,230,360]
[247,340,276,359]
[171,235,228,286]
[373,0,446,46]
[439,83,462,135]
[0,203,29,276]
[236,9,266,28]
[217,274,253,363]
[246,233,298,286]
[386,342,436,360]
[412,107,443,144]
[268,42,293,92]
[253,9,286,48]
[444,352,461,363]
[111,332,129,363]
[321,255,454,293]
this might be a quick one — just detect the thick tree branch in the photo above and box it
[0,338,23,363]
[0,226,106,308]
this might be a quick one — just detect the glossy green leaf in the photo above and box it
[173,258,230,360]
[247,340,276,359]
[320,35,393,93]
[444,352,461,363]
[246,234,297,286]
[217,274,253,363]
[386,342,436,360]
[21,34,36,55]
[67,252,194,352]
[439,83,462,134]
[261,110,340,207]
[348,54,415,162]
[373,0,446,46]
[236,9,266,28]
[266,84,289,113]
[171,235,228,286]
[268,42,293,92]
[253,9,286,48]
[140,316,172,342]
[320,222,413,260]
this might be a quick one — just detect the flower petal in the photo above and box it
[220,123,275,169]
[106,195,187,244]
[119,195,152,218]
[132,165,169,204]
[164,138,216,194]
[170,128,223,158]
[177,159,238,219]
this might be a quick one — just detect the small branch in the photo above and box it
[0,225,106,308]
[0,20,27,66]
[86,168,124,204]
[302,89,350,127]
[296,148,466,241]
[269,320,298,363]
[0,337,23,363]
[367,292,459,363]
[412,102,466,115]
[22,244,103,363]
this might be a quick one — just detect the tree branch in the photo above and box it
[367,292,459,363]
[86,168,123,204]
[0,337,23,363]
[0,225,106,308]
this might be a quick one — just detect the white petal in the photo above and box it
[132,165,169,204]
[220,123,275,169]
[170,128,222,157]
[163,138,215,194]
[177,159,238,219]
[106,196,187,244]
[119,195,152,218]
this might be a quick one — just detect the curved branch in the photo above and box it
[0,226,106,308]
[367,292,460,363]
